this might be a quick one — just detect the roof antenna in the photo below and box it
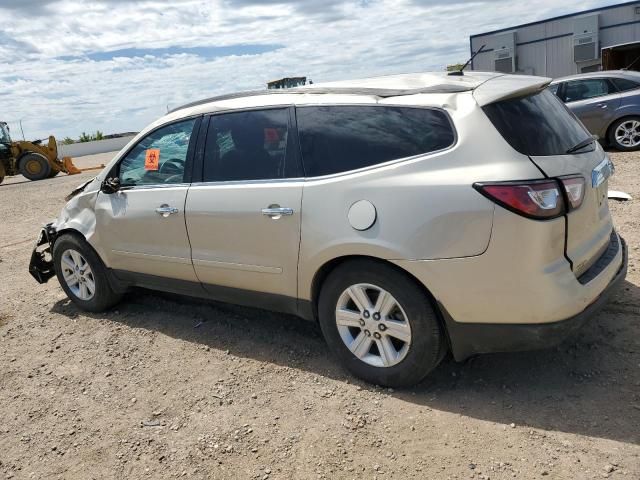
[449,44,486,76]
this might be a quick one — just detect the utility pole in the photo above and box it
[19,120,25,140]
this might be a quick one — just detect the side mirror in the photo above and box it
[101,177,121,194]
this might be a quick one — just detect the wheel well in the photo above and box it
[51,228,121,289]
[606,115,640,143]
[51,228,89,254]
[53,227,85,241]
[309,255,452,348]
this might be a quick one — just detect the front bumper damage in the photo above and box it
[28,223,57,284]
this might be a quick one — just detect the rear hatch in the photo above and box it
[481,87,613,277]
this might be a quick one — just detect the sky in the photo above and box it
[0,0,618,140]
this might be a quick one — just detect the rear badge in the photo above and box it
[592,157,613,188]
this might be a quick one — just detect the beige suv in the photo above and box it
[30,72,627,387]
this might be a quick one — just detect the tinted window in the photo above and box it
[548,83,560,97]
[119,119,196,186]
[203,108,294,182]
[483,89,591,156]
[611,77,640,92]
[563,79,613,102]
[296,106,454,177]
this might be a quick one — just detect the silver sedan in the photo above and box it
[550,70,640,151]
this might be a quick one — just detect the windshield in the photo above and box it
[0,124,11,144]
[483,89,592,156]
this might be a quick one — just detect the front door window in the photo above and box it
[563,79,613,102]
[118,118,196,186]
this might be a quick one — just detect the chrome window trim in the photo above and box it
[119,183,191,192]
[189,178,306,188]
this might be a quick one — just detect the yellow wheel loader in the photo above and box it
[0,121,80,184]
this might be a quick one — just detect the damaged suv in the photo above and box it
[30,71,627,387]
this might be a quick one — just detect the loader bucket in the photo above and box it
[62,156,81,175]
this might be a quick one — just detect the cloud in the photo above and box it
[225,0,354,17]
[0,31,39,61]
[0,0,617,139]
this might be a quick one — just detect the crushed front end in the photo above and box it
[29,223,57,284]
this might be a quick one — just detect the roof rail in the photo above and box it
[169,84,473,114]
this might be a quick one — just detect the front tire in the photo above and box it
[608,117,640,151]
[53,234,122,312]
[318,260,446,387]
[19,153,51,181]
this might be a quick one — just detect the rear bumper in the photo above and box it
[442,234,627,361]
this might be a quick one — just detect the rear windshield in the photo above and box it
[483,89,591,156]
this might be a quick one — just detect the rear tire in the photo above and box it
[53,234,122,312]
[608,117,640,151]
[318,260,446,387]
[19,153,51,181]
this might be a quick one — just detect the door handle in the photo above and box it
[261,206,294,219]
[596,103,608,109]
[155,204,179,217]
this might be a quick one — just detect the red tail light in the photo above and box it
[559,175,585,210]
[474,176,586,220]
[474,179,565,220]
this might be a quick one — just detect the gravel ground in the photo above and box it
[0,151,638,480]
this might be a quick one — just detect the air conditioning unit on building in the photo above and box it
[573,14,599,63]
[494,48,515,73]
[574,32,599,62]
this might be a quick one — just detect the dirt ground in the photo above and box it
[0,151,638,480]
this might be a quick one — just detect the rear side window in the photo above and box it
[483,89,591,156]
[611,77,640,92]
[296,106,454,177]
[203,108,297,182]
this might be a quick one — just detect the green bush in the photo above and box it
[78,130,105,143]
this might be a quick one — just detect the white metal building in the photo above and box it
[470,1,640,78]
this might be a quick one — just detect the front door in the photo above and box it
[185,108,303,301]
[94,117,201,282]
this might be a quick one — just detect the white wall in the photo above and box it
[57,135,135,158]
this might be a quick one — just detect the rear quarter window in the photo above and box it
[483,89,591,156]
[611,77,640,92]
[296,105,455,177]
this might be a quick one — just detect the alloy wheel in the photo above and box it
[60,249,96,300]
[615,120,640,148]
[335,283,411,367]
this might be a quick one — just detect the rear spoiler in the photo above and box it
[473,74,552,106]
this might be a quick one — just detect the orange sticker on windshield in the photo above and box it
[145,149,160,170]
